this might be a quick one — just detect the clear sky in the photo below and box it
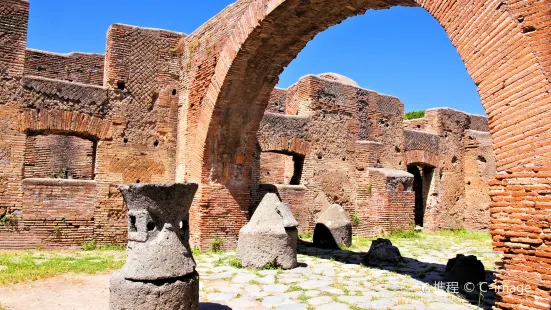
[26,1,484,115]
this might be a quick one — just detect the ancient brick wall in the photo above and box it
[361,168,415,235]
[0,0,28,78]
[463,130,496,231]
[0,179,96,249]
[24,50,104,85]
[23,134,95,180]
[255,75,497,239]
[404,109,496,231]
[359,89,406,170]
[0,1,183,248]
[259,152,290,184]
[253,75,418,236]
[266,88,287,114]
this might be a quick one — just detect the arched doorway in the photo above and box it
[180,1,551,308]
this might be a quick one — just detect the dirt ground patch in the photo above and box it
[0,273,110,310]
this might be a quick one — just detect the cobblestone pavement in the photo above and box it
[0,233,500,310]
[198,234,500,310]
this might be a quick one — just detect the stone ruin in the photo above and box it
[361,238,403,267]
[0,0,548,307]
[0,1,496,251]
[254,73,496,238]
[313,204,352,249]
[110,183,199,310]
[236,193,298,269]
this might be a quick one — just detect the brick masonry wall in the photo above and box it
[0,0,549,307]
[254,75,417,236]
[0,0,28,78]
[23,134,95,180]
[463,130,496,231]
[0,3,183,248]
[0,178,96,249]
[259,152,293,184]
[404,109,496,232]
[255,76,497,240]
[24,50,104,85]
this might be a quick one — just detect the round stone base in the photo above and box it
[110,271,199,310]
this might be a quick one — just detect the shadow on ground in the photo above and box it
[200,302,232,310]
[298,239,496,310]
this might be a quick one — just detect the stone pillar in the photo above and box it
[110,183,199,310]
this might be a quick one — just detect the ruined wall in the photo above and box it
[405,108,495,231]
[0,1,184,248]
[293,76,359,231]
[23,134,95,180]
[255,75,495,237]
[259,152,294,184]
[254,74,415,236]
[0,179,96,249]
[463,130,496,231]
[0,0,28,78]
[24,50,104,85]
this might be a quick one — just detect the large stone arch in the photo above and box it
[183,1,551,307]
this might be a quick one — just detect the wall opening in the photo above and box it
[259,151,304,185]
[407,164,434,227]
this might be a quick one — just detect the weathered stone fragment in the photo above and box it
[444,254,486,288]
[361,238,402,266]
[118,183,198,280]
[110,271,200,310]
[237,193,298,269]
[313,204,352,249]
[110,183,199,310]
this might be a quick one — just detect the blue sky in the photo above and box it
[26,1,484,115]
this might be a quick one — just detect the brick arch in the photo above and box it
[405,150,438,168]
[188,1,551,307]
[19,109,112,141]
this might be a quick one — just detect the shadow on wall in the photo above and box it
[297,240,496,310]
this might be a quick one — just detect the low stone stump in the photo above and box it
[237,193,298,269]
[110,183,199,310]
[361,238,403,267]
[110,271,199,310]
[313,204,352,249]
[444,254,486,290]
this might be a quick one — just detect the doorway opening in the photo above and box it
[407,164,434,227]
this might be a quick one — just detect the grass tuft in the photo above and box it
[191,246,202,256]
[261,261,278,270]
[227,256,242,268]
[82,240,125,251]
[388,230,423,240]
[210,238,223,253]
[298,231,313,240]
